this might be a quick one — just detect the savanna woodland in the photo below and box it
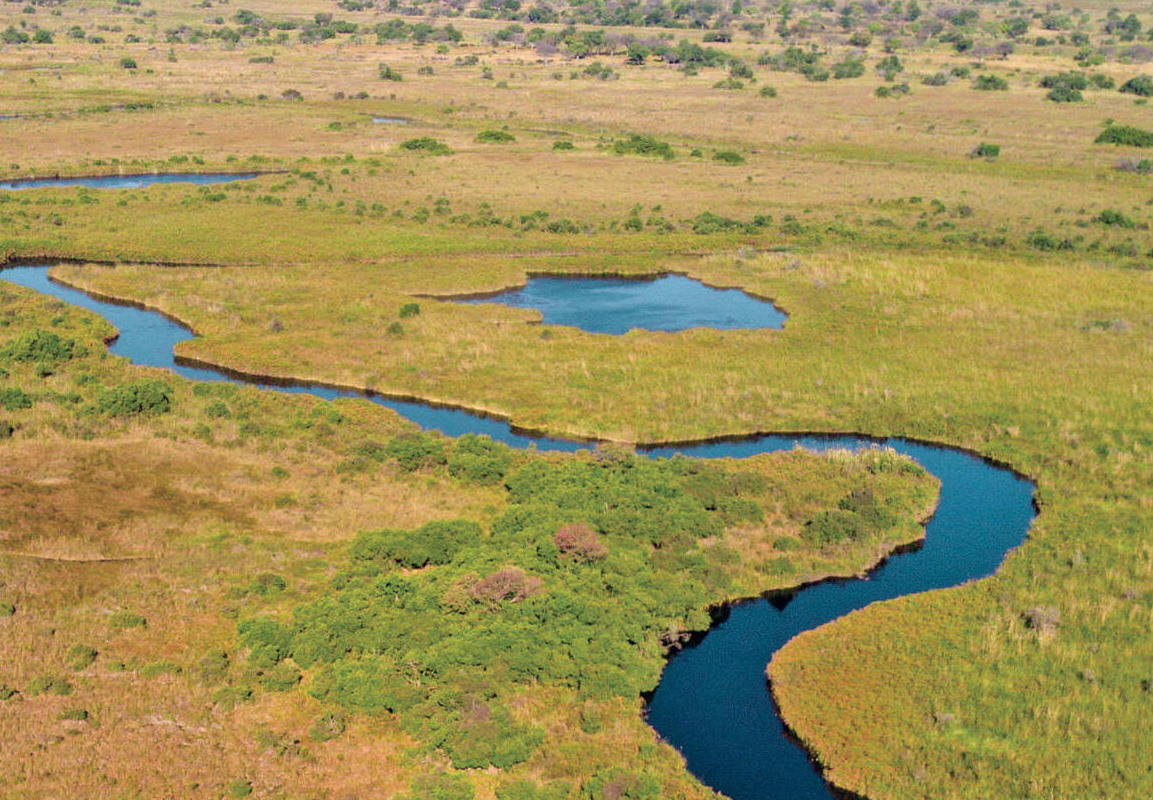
[0,0,1151,797]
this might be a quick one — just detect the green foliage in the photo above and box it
[552,140,575,150]
[196,649,231,684]
[1119,75,1153,97]
[119,57,138,69]
[26,674,73,696]
[476,129,516,144]
[0,685,17,701]
[970,143,1001,159]
[582,769,659,800]
[875,83,911,98]
[400,137,453,155]
[759,85,778,98]
[66,644,98,671]
[96,378,173,416]
[972,74,1008,91]
[257,660,302,691]
[109,610,147,629]
[249,572,287,595]
[379,63,403,81]
[399,773,474,800]
[1041,72,1086,102]
[1096,124,1153,147]
[308,712,346,742]
[496,778,571,800]
[2,329,87,364]
[349,518,482,568]
[1095,209,1135,228]
[611,134,674,160]
[0,387,32,411]
[713,150,745,166]
[832,59,865,79]
[384,431,448,471]
[399,302,421,318]
[228,780,253,798]
[447,434,511,485]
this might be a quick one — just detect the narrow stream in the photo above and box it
[0,173,262,191]
[0,263,1036,800]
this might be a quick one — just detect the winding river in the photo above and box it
[0,263,1036,800]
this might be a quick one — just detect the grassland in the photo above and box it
[3,0,1153,798]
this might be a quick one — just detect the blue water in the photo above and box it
[0,173,261,191]
[373,117,409,124]
[454,273,787,334]
[0,263,1035,800]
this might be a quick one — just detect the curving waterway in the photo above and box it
[0,263,1036,800]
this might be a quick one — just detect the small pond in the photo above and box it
[373,116,409,124]
[453,273,786,334]
[0,173,263,191]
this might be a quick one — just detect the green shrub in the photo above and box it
[552,140,575,150]
[58,708,88,721]
[384,432,447,471]
[713,150,745,166]
[350,518,481,568]
[140,659,182,678]
[1025,229,1075,251]
[237,616,293,667]
[96,379,172,416]
[0,684,18,701]
[2,330,87,363]
[399,302,421,318]
[973,74,1008,91]
[400,773,474,800]
[119,57,137,69]
[26,674,73,696]
[759,85,778,97]
[257,660,302,691]
[611,134,674,160]
[1096,209,1136,228]
[379,63,403,81]
[1096,124,1153,147]
[1040,71,1088,91]
[970,142,1001,159]
[399,137,452,155]
[801,509,863,546]
[196,649,230,684]
[1119,75,1153,97]
[496,779,571,800]
[476,129,516,143]
[1046,85,1083,102]
[228,780,253,798]
[308,712,347,742]
[0,602,14,617]
[0,388,32,411]
[832,59,865,79]
[581,769,660,800]
[109,610,147,629]
[249,572,287,595]
[66,644,98,671]
[447,434,511,485]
